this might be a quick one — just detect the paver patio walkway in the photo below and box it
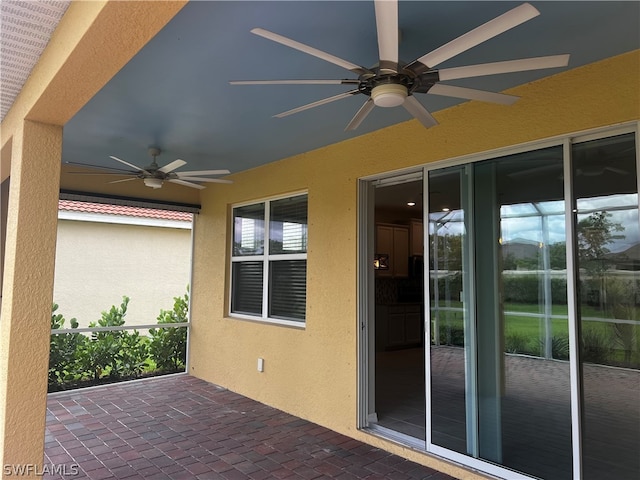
[44,374,457,480]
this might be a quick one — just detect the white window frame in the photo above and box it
[229,191,308,328]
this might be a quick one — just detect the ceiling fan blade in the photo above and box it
[108,177,139,184]
[176,169,230,176]
[409,3,539,70]
[178,177,234,184]
[375,0,399,72]
[68,172,137,176]
[230,79,359,85]
[438,54,570,81]
[109,156,149,174]
[274,90,359,118]
[429,83,519,105]
[403,96,438,128]
[169,179,206,190]
[345,99,375,131]
[65,161,134,173]
[158,159,187,173]
[507,163,561,178]
[251,28,370,75]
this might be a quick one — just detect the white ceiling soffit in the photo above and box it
[0,0,71,121]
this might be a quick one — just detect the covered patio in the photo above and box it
[44,375,454,480]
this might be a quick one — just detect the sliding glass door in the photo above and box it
[361,126,639,480]
[427,146,573,479]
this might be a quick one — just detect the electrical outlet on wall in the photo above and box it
[257,358,264,372]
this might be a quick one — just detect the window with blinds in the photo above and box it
[230,193,308,325]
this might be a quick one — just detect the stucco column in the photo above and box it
[0,120,62,475]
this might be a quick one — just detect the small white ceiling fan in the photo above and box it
[69,147,232,190]
[231,1,570,130]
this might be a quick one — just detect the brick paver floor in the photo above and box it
[44,374,457,479]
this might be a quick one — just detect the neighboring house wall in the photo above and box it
[189,51,639,474]
[53,202,192,328]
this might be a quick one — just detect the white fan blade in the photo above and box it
[108,177,139,184]
[109,156,149,173]
[68,172,137,176]
[230,79,358,85]
[413,3,539,69]
[274,90,359,118]
[168,179,206,190]
[251,28,369,75]
[345,99,375,131]
[176,169,230,176]
[66,161,134,173]
[438,54,570,81]
[158,159,187,173]
[375,0,399,72]
[507,163,560,178]
[403,96,438,128]
[177,177,234,184]
[429,83,518,105]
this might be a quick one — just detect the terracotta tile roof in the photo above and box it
[58,200,192,222]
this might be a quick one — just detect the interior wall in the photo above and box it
[189,51,639,475]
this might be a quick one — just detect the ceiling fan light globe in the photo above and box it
[143,178,163,189]
[371,84,407,108]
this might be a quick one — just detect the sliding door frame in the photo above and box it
[357,121,639,480]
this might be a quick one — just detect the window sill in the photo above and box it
[227,313,306,329]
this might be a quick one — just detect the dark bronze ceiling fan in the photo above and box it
[231,1,570,131]
[68,147,232,190]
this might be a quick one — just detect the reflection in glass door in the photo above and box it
[573,133,640,480]
[428,146,573,479]
[428,166,470,455]
[362,128,639,480]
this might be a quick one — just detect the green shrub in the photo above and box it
[549,335,570,360]
[582,328,613,364]
[439,325,464,347]
[49,304,85,387]
[502,275,568,305]
[505,332,528,354]
[503,275,539,304]
[505,332,538,356]
[149,289,189,373]
[77,296,130,380]
[430,273,463,301]
[118,331,149,377]
[49,290,191,391]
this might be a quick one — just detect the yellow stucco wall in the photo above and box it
[0,120,63,472]
[189,51,639,478]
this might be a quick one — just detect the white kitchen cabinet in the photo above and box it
[377,304,424,350]
[409,219,424,257]
[376,224,409,277]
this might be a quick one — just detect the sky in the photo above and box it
[430,193,639,255]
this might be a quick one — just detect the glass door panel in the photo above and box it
[476,147,572,479]
[573,133,640,480]
[428,147,573,479]
[373,176,426,441]
[428,166,470,454]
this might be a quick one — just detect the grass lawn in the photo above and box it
[430,301,639,367]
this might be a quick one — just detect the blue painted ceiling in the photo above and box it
[62,1,639,179]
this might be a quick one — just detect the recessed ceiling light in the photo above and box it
[442,207,450,212]
[407,202,416,207]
